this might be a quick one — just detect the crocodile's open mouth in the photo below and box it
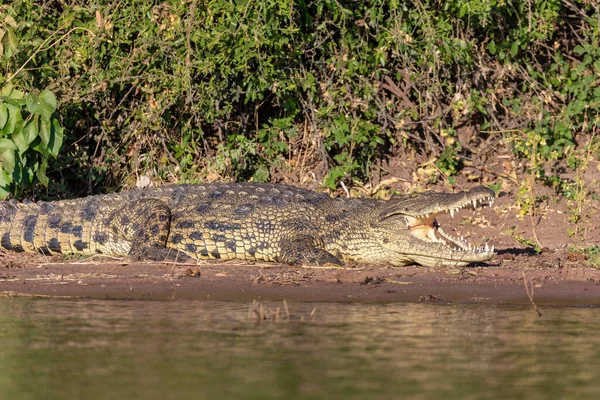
[406,195,494,255]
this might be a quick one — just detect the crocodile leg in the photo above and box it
[106,199,191,262]
[278,236,344,268]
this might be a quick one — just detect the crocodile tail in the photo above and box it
[0,200,78,255]
[1,197,110,256]
[0,201,19,251]
[0,200,50,253]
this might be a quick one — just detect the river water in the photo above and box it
[0,298,598,399]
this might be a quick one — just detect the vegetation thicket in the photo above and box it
[0,0,598,203]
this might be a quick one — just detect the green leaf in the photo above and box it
[373,136,384,145]
[0,146,15,174]
[0,103,7,129]
[0,138,16,151]
[0,185,9,200]
[573,45,586,55]
[22,117,39,145]
[21,162,34,185]
[38,90,57,117]
[25,93,41,116]
[39,117,50,146]
[35,158,49,186]
[0,138,16,176]
[252,166,269,182]
[48,119,64,157]
[510,42,519,57]
[11,127,27,155]
[0,96,26,107]
[0,83,14,96]
[0,168,11,187]
[1,103,22,134]
[26,90,57,120]
[1,84,25,101]
[488,40,496,55]
[1,28,18,59]
[4,15,18,29]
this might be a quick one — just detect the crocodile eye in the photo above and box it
[410,193,420,198]
[383,238,390,244]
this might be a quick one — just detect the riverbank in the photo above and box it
[0,248,598,306]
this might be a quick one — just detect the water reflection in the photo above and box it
[0,299,598,399]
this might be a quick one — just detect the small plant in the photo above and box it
[0,84,63,199]
[504,226,542,254]
[436,142,463,178]
[568,245,600,268]
[514,184,547,217]
[487,180,502,196]
[564,130,600,231]
[586,246,600,267]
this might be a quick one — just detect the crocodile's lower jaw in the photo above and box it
[405,206,494,264]
[408,252,493,267]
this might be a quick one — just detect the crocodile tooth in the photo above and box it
[485,243,489,251]
[491,245,494,253]
[450,209,455,218]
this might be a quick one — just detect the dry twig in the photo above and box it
[522,271,542,317]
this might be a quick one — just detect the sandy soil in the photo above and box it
[1,254,599,306]
[1,171,599,306]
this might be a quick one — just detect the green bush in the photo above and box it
[0,84,63,198]
[0,0,598,197]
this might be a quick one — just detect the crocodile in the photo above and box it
[0,183,495,267]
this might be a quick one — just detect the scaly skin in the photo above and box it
[0,183,495,267]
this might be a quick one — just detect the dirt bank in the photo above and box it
[0,248,598,306]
